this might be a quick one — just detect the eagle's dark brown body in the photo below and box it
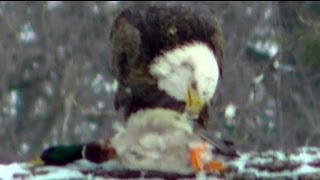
[110,2,223,127]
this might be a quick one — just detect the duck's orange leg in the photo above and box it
[189,142,206,172]
[189,142,225,173]
[203,161,224,172]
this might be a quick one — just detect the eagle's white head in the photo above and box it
[149,42,220,119]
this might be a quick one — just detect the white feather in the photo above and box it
[110,108,199,174]
[149,42,220,102]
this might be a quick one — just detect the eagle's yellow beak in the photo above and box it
[185,86,205,119]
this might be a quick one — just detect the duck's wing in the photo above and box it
[196,129,239,158]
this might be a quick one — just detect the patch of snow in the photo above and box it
[228,153,250,172]
[273,151,287,161]
[67,159,123,172]
[246,7,252,15]
[92,3,100,14]
[273,59,280,70]
[251,156,273,164]
[0,163,30,179]
[252,164,318,179]
[196,171,207,180]
[250,38,279,59]
[253,74,264,84]
[264,7,272,19]
[47,1,62,10]
[19,23,37,43]
[224,103,236,119]
[89,123,97,131]
[108,1,119,6]
[67,159,99,170]
[111,79,119,92]
[44,82,54,96]
[21,142,30,154]
[268,43,279,57]
[104,82,112,92]
[5,90,20,117]
[99,160,124,170]
[296,164,319,175]
[97,101,105,110]
[32,166,85,180]
[92,73,104,93]
[229,147,320,179]
[290,148,320,163]
[214,131,222,139]
[265,109,275,117]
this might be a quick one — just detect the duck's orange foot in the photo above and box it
[203,161,224,172]
[189,142,225,173]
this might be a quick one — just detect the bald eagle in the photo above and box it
[110,1,223,127]
[105,2,235,174]
[39,2,237,175]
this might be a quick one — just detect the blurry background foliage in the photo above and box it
[0,1,319,162]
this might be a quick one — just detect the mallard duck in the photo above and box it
[109,108,233,174]
[39,108,237,174]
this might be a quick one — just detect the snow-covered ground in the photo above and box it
[2,147,320,179]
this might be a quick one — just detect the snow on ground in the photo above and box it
[2,147,320,179]
[0,163,87,179]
